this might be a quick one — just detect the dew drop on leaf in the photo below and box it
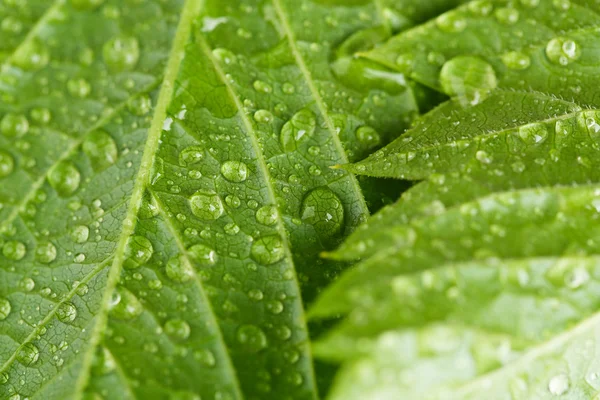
[179,146,204,166]
[495,7,519,24]
[139,192,160,219]
[17,343,39,366]
[13,40,49,71]
[57,302,77,323]
[519,123,548,144]
[67,78,92,98]
[1,113,29,138]
[0,151,14,178]
[468,0,494,15]
[166,255,195,283]
[92,347,116,376]
[280,109,317,152]
[128,95,152,116]
[236,324,268,353]
[71,225,90,243]
[123,235,153,269]
[35,242,57,264]
[440,56,497,106]
[19,277,35,292]
[189,190,224,220]
[221,160,248,183]
[3,240,26,261]
[109,288,143,320]
[0,298,11,320]
[553,0,571,10]
[548,373,569,395]
[546,37,580,66]
[436,13,467,33]
[251,235,285,265]
[301,187,344,238]
[103,36,140,72]
[195,349,216,367]
[501,51,531,70]
[82,131,118,171]
[188,243,218,266]
[164,319,191,341]
[48,161,81,197]
[356,126,381,148]
[253,109,273,123]
[256,205,278,226]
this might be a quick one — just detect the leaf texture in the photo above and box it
[0,0,425,399]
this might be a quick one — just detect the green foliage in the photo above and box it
[3,0,599,399]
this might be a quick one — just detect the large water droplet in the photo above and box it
[356,126,381,149]
[188,243,217,266]
[17,343,39,366]
[236,325,268,353]
[71,225,90,243]
[1,114,29,138]
[221,161,248,182]
[519,123,548,144]
[57,302,77,323]
[440,56,497,106]
[280,109,316,152]
[256,205,278,226]
[501,51,531,70]
[436,13,467,32]
[546,37,580,66]
[189,190,224,220]
[251,235,285,265]
[123,235,153,269]
[103,36,140,72]
[301,187,344,238]
[35,242,57,264]
[82,131,118,171]
[548,373,569,395]
[3,241,26,261]
[164,319,191,341]
[109,288,143,320]
[0,298,11,320]
[0,151,14,178]
[166,255,195,283]
[48,161,81,197]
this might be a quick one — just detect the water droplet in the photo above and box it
[139,192,159,219]
[123,235,153,269]
[0,151,15,178]
[280,109,316,152]
[166,255,194,283]
[57,302,77,323]
[128,95,152,116]
[103,36,140,72]
[179,146,204,166]
[13,40,49,70]
[48,161,81,196]
[19,278,35,292]
[356,126,381,148]
[221,161,248,183]
[256,205,278,226]
[0,298,11,320]
[476,150,493,164]
[3,241,26,261]
[436,13,467,32]
[253,110,273,123]
[67,78,92,98]
[82,131,118,171]
[548,373,569,395]
[301,187,344,238]
[17,343,39,366]
[109,288,143,320]
[468,0,494,15]
[164,319,191,341]
[553,0,570,10]
[519,124,548,144]
[236,325,268,353]
[195,349,216,367]
[35,242,57,264]
[248,289,264,301]
[251,235,285,265]
[546,37,580,66]
[188,243,217,266]
[1,114,29,138]
[266,300,284,314]
[501,51,531,70]
[495,7,519,24]
[189,190,224,220]
[440,56,497,106]
[282,82,295,94]
[71,225,90,243]
[253,80,272,93]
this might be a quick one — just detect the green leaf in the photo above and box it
[0,0,424,399]
[363,0,600,106]
[312,65,600,400]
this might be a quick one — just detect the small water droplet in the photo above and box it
[548,373,569,395]
[221,161,248,183]
[71,225,90,243]
[0,298,11,320]
[301,187,344,238]
[35,242,57,264]
[17,343,39,366]
[436,13,467,32]
[67,78,92,98]
[3,241,26,261]
[280,109,316,152]
[188,244,218,266]
[1,114,29,138]
[164,319,191,341]
[440,56,497,106]
[103,36,140,72]
[0,151,15,178]
[495,7,519,24]
[57,302,77,323]
[236,325,268,353]
[189,190,224,220]
[501,51,531,70]
[356,126,381,148]
[166,255,194,283]
[82,131,118,171]
[179,146,204,166]
[253,80,272,93]
[256,205,278,226]
[48,161,81,197]
[546,37,580,66]
[123,235,153,269]
[109,288,143,320]
[251,235,285,265]
[519,124,548,144]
